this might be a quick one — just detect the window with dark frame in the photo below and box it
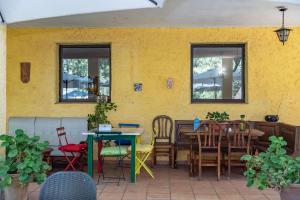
[59,45,111,102]
[191,44,246,103]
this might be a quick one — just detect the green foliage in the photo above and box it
[241,136,300,191]
[63,59,88,77]
[88,102,117,130]
[0,130,51,188]
[205,111,230,122]
[240,114,246,120]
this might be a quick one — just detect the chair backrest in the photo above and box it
[56,127,68,146]
[39,171,96,200]
[196,120,222,149]
[227,120,251,152]
[152,115,173,144]
[118,123,140,128]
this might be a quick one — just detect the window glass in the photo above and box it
[191,44,245,103]
[60,45,111,102]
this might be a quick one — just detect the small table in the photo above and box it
[82,128,144,183]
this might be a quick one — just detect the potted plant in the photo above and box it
[0,129,51,200]
[88,101,117,130]
[205,111,230,122]
[240,114,246,131]
[241,136,300,200]
[88,100,117,147]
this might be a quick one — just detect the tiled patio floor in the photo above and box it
[27,165,280,200]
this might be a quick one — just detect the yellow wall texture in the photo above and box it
[6,27,300,158]
[0,25,7,155]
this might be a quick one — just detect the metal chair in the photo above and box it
[115,123,140,145]
[56,127,87,171]
[224,120,252,179]
[152,115,174,168]
[39,171,96,200]
[97,136,128,185]
[128,131,155,179]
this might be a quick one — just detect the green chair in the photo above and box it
[98,138,128,185]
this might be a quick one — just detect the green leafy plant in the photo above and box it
[241,136,300,191]
[240,114,246,120]
[88,102,117,130]
[0,129,51,188]
[205,111,230,122]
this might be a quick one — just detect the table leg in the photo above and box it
[87,135,93,177]
[130,136,136,183]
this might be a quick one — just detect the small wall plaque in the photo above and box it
[134,83,143,92]
[20,62,31,83]
[167,77,174,89]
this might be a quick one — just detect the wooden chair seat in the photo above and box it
[155,143,173,148]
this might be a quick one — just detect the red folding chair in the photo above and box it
[56,127,87,171]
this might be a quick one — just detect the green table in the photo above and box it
[84,128,144,183]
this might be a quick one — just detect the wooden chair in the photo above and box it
[224,120,252,179]
[152,115,174,168]
[192,120,222,180]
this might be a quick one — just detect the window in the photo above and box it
[59,45,111,102]
[191,44,245,103]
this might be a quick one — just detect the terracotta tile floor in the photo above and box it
[27,165,280,200]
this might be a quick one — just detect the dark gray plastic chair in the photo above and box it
[39,171,96,200]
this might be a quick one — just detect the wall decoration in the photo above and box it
[134,83,143,92]
[167,77,174,89]
[20,62,31,83]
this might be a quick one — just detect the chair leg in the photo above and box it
[198,152,202,180]
[153,148,157,166]
[228,152,231,180]
[169,149,172,167]
[217,151,221,181]
[171,146,175,169]
[174,146,178,168]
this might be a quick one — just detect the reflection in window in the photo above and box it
[60,45,111,102]
[191,44,245,103]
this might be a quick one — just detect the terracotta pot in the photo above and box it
[4,174,28,200]
[280,184,300,200]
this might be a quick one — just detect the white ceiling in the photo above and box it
[0,0,164,24]
[3,0,300,27]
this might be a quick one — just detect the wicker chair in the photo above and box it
[39,171,96,200]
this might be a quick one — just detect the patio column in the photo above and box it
[0,24,6,155]
[222,58,233,99]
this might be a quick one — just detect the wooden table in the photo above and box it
[179,127,265,137]
[179,126,264,176]
[82,128,144,183]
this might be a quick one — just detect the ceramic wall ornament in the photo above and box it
[20,62,31,83]
[134,83,143,92]
[167,77,174,89]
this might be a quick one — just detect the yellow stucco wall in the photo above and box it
[0,25,6,155]
[6,27,300,159]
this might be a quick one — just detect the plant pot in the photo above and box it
[265,115,279,123]
[4,174,28,200]
[280,184,300,200]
